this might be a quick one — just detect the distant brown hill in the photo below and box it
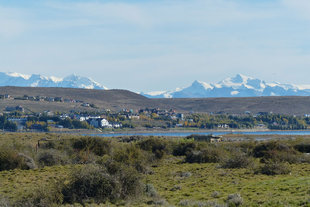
[157,96,310,115]
[0,86,310,115]
[0,86,164,113]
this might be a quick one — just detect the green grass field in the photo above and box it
[146,158,310,206]
[0,133,310,206]
[1,158,310,206]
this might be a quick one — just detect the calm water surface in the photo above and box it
[91,130,310,137]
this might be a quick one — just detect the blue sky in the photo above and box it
[1,0,310,91]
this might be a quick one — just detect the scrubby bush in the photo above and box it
[17,153,37,169]
[0,148,29,171]
[226,193,243,207]
[234,141,256,155]
[40,141,56,149]
[220,152,253,169]
[138,138,169,159]
[37,149,70,167]
[15,185,63,207]
[185,146,224,163]
[0,196,11,207]
[62,164,143,204]
[62,165,120,204]
[253,141,296,158]
[173,142,197,156]
[113,163,143,199]
[179,171,192,178]
[294,142,310,153]
[211,191,221,198]
[257,161,291,175]
[72,137,112,156]
[145,184,158,197]
[253,141,300,163]
[73,150,98,164]
[179,199,226,207]
[111,144,149,173]
[267,150,302,164]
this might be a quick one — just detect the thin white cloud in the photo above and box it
[0,6,27,38]
[282,0,310,20]
[45,1,149,27]
[42,0,278,29]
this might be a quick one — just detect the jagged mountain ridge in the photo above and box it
[0,72,107,89]
[142,74,310,98]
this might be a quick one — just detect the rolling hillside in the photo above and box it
[0,86,164,113]
[0,86,310,115]
[157,96,310,115]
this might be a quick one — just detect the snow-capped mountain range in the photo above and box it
[141,74,310,98]
[2,72,310,98]
[0,72,107,89]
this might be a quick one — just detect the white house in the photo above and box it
[112,123,122,128]
[100,119,112,128]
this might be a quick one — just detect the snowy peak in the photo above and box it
[61,74,106,89]
[0,72,107,90]
[6,72,31,80]
[191,80,213,90]
[218,74,266,91]
[143,74,310,98]
[221,74,250,84]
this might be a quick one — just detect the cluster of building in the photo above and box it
[127,108,185,120]
[14,95,87,104]
[2,103,188,131]
[2,94,93,108]
[78,116,122,128]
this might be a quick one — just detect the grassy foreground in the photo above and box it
[0,133,310,206]
[148,159,310,206]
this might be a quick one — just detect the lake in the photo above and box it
[90,130,310,137]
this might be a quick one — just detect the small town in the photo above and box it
[1,96,309,132]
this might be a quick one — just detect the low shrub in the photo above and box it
[234,141,256,155]
[220,152,253,169]
[294,142,310,153]
[179,199,226,207]
[253,141,301,163]
[0,148,29,171]
[138,138,169,159]
[37,149,70,167]
[226,193,243,207]
[62,165,120,204]
[257,161,291,175]
[17,153,37,169]
[265,150,302,164]
[173,142,197,156]
[211,191,221,198]
[72,137,112,156]
[72,150,98,164]
[40,141,56,149]
[0,196,11,207]
[185,146,224,163]
[179,171,192,178]
[111,144,149,173]
[62,164,143,204]
[253,141,296,158]
[15,185,63,207]
[114,164,143,199]
[145,184,158,198]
